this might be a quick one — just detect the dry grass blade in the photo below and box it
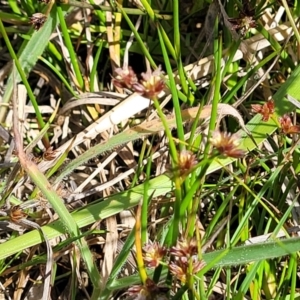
[184,23,293,82]
[217,0,239,41]
[101,215,118,289]
[10,208,53,300]
[287,94,300,109]
[11,65,53,300]
[51,103,251,191]
[11,62,102,298]
[38,92,151,173]
[59,92,123,115]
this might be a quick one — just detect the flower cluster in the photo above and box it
[228,4,257,37]
[112,66,138,90]
[177,150,198,175]
[170,238,198,258]
[169,238,205,283]
[143,242,167,268]
[279,114,300,135]
[112,66,165,99]
[210,131,246,158]
[127,278,169,300]
[252,99,300,135]
[251,99,275,121]
[133,67,165,99]
[128,238,205,298]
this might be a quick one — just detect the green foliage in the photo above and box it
[0,0,300,299]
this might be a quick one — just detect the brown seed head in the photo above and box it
[9,206,27,223]
[279,114,300,135]
[177,150,198,175]
[127,278,169,300]
[169,257,205,284]
[251,99,275,121]
[210,130,245,158]
[29,13,47,30]
[112,66,138,90]
[43,147,58,161]
[170,238,198,259]
[169,261,187,283]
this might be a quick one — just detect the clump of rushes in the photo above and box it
[279,114,300,135]
[210,130,246,158]
[129,238,205,296]
[251,99,275,121]
[29,13,47,30]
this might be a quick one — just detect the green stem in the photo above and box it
[0,19,49,146]
[204,28,222,158]
[56,5,84,90]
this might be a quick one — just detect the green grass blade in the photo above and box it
[203,237,300,268]
[56,5,84,90]
[0,175,171,260]
[0,5,59,143]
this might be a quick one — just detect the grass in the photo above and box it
[0,0,300,299]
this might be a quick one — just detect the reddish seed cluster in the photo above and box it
[169,258,205,284]
[279,114,300,135]
[134,67,166,99]
[252,99,300,135]
[112,66,139,90]
[230,16,256,35]
[170,238,198,258]
[251,99,275,121]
